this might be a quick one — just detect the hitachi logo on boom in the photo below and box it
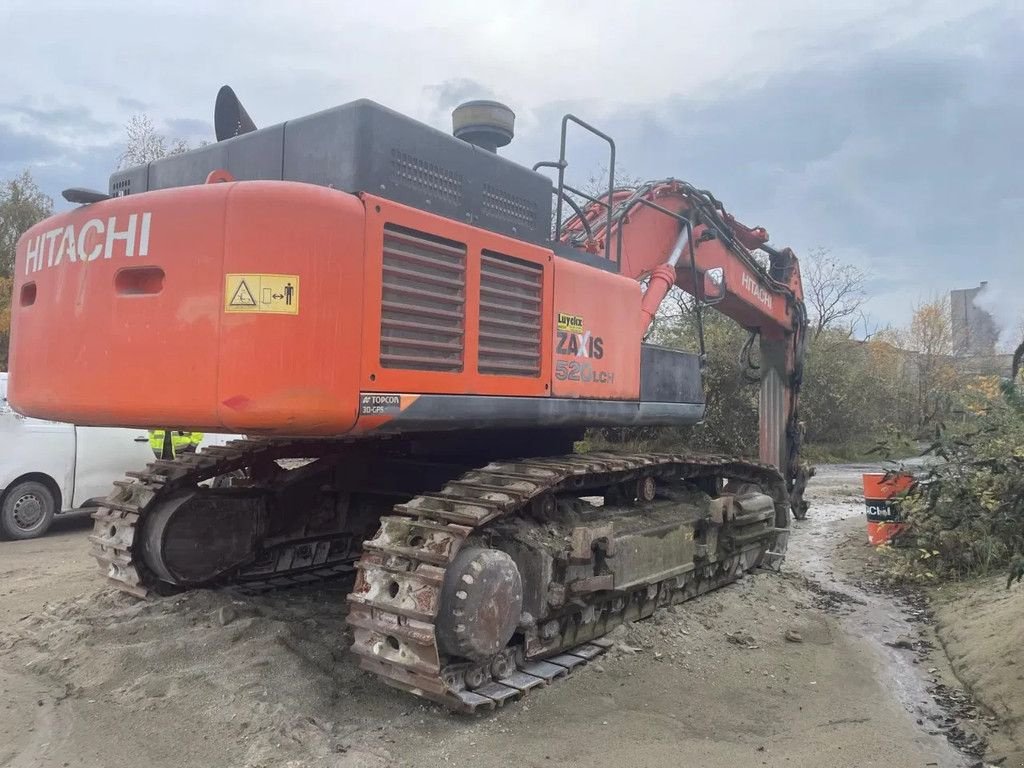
[741,271,773,309]
[23,212,153,275]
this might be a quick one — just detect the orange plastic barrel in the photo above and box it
[862,472,914,545]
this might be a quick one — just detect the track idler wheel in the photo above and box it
[435,547,523,662]
[139,489,264,586]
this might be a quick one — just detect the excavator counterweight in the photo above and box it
[8,87,808,711]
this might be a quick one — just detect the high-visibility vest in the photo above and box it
[148,430,204,456]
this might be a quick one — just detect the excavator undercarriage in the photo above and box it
[90,436,787,711]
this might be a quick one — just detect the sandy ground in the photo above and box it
[0,513,96,623]
[0,468,998,768]
[933,576,1024,763]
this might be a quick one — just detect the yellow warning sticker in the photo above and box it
[224,274,300,315]
[557,312,584,333]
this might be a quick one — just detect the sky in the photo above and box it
[1,0,1021,331]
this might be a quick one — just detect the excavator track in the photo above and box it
[91,443,787,714]
[347,452,789,713]
[89,438,365,597]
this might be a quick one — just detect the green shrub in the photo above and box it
[895,393,1024,581]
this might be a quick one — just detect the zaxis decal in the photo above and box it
[554,311,614,385]
[556,330,604,359]
[556,311,604,359]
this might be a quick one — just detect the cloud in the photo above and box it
[495,3,1022,327]
[163,117,214,142]
[424,79,496,112]
[0,96,124,204]
[0,100,118,146]
[421,79,497,128]
[0,102,118,136]
[117,96,149,112]
[0,0,1017,329]
[0,124,64,165]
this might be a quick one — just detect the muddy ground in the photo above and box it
[0,466,1015,767]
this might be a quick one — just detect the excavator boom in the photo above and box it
[560,176,808,502]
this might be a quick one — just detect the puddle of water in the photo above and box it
[789,463,971,768]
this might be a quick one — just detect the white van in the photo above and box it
[0,372,155,540]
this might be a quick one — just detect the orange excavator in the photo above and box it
[8,87,807,711]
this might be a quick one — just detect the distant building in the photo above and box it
[950,282,998,357]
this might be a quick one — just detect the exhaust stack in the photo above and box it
[215,85,257,141]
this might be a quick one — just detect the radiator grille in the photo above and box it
[380,225,466,372]
[478,251,543,376]
[391,150,463,204]
[111,178,131,196]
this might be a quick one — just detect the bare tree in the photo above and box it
[803,248,867,339]
[118,115,191,169]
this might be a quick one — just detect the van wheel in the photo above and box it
[0,481,57,540]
